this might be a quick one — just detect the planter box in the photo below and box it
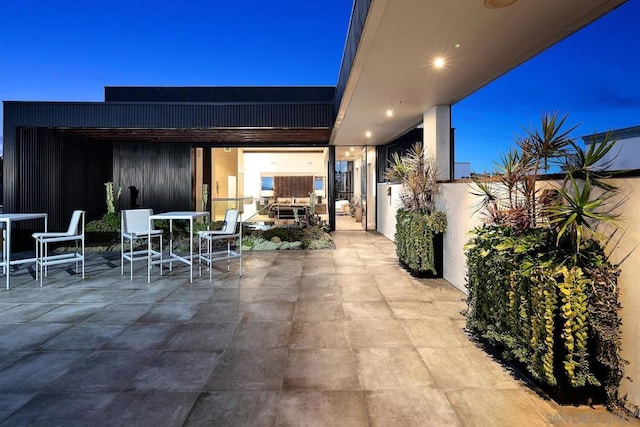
[399,232,443,278]
[395,210,446,278]
[477,335,606,405]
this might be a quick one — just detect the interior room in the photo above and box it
[193,147,331,228]
[192,145,375,231]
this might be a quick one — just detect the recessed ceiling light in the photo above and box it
[345,151,350,156]
[386,109,393,117]
[433,57,446,69]
[350,147,355,152]
[365,131,372,138]
[454,43,461,48]
[484,0,517,9]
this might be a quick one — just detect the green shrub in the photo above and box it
[85,212,121,246]
[465,226,623,404]
[242,225,333,251]
[466,113,626,408]
[395,209,445,275]
[261,226,296,242]
[86,212,121,232]
[385,142,447,276]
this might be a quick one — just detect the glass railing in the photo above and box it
[207,197,274,222]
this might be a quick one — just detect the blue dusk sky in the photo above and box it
[1,0,639,172]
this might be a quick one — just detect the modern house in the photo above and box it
[582,125,640,171]
[4,0,639,408]
[4,0,627,230]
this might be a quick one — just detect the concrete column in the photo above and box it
[423,105,452,181]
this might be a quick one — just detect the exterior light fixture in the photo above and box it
[365,131,372,138]
[484,0,517,9]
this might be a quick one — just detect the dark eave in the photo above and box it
[58,127,332,144]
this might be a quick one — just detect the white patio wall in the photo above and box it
[377,177,640,409]
[376,183,403,241]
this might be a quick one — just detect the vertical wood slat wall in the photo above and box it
[18,128,111,231]
[112,142,191,213]
[16,129,191,231]
[274,176,314,199]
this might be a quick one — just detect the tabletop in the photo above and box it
[0,213,48,222]
[149,211,209,220]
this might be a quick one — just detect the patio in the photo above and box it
[0,231,635,426]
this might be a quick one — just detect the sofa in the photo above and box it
[269,197,311,219]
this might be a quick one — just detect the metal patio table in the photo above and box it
[0,213,48,289]
[147,211,209,284]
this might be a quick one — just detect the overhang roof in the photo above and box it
[332,0,627,146]
[59,127,331,145]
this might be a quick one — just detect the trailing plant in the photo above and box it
[395,210,444,275]
[557,266,598,387]
[385,143,447,275]
[583,261,626,407]
[529,265,558,385]
[465,112,627,409]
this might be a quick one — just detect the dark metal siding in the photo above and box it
[16,128,111,232]
[328,145,336,231]
[105,86,337,104]
[3,101,334,213]
[335,0,372,116]
[376,128,423,183]
[12,128,190,229]
[4,102,334,129]
[113,142,192,213]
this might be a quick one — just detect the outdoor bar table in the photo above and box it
[147,211,209,284]
[0,213,48,290]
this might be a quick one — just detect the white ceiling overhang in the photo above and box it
[331,0,627,146]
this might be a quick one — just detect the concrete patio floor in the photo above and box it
[0,231,637,426]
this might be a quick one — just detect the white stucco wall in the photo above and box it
[376,183,403,241]
[605,178,640,408]
[435,182,483,292]
[377,177,640,408]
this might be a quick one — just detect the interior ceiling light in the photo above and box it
[433,57,446,69]
[386,109,393,117]
[365,131,372,138]
[484,0,517,9]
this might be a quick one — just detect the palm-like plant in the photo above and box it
[518,112,576,173]
[466,114,627,409]
[546,173,621,251]
[385,142,438,212]
[565,131,619,191]
[471,113,622,252]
